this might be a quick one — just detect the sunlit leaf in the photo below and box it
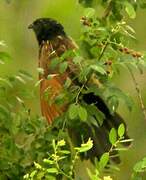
[84,8,95,17]
[125,2,136,19]
[118,123,125,138]
[47,168,58,174]
[90,65,106,75]
[99,152,109,169]
[75,138,93,152]
[109,128,117,145]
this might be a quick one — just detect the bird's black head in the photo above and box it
[28,18,66,45]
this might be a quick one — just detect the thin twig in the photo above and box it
[102,0,113,19]
[75,84,85,104]
[127,66,146,121]
[98,42,109,61]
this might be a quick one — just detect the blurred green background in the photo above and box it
[0,0,146,179]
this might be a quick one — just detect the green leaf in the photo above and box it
[15,75,26,84]
[78,105,87,121]
[118,123,125,138]
[90,65,106,75]
[43,159,54,165]
[30,170,37,178]
[34,162,42,169]
[109,128,117,145]
[57,139,66,146]
[59,61,68,73]
[125,2,136,19]
[99,152,109,169]
[84,8,95,18]
[50,57,60,69]
[60,150,71,154]
[47,168,58,174]
[0,51,12,63]
[107,95,119,112]
[35,79,43,87]
[75,138,93,153]
[68,103,78,119]
[87,104,105,126]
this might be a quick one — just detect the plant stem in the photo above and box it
[103,0,113,19]
[127,66,146,122]
[98,42,109,61]
[75,84,85,104]
[69,151,79,178]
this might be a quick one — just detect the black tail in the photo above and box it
[68,93,131,163]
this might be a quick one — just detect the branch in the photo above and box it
[102,0,113,19]
[127,66,146,121]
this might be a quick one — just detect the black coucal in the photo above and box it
[28,18,131,163]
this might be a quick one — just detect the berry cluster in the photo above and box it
[80,16,91,26]
[119,47,142,58]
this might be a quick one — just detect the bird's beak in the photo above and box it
[28,23,34,29]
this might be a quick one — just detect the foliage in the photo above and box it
[24,124,132,180]
[0,0,146,179]
[131,156,146,180]
[87,124,133,180]
[24,139,93,179]
[0,42,52,179]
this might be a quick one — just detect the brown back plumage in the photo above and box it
[39,36,77,123]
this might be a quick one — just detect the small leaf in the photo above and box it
[30,170,37,178]
[90,65,106,75]
[109,128,117,145]
[84,8,95,18]
[57,139,66,147]
[15,75,26,84]
[118,123,125,138]
[125,2,136,19]
[47,168,58,174]
[68,104,78,119]
[75,138,93,153]
[60,150,71,154]
[78,105,87,121]
[59,61,68,73]
[99,152,109,169]
[34,162,42,169]
[35,79,43,87]
[43,159,54,164]
[37,67,44,75]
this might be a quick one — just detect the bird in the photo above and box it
[28,18,131,163]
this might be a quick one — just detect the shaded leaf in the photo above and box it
[68,104,78,119]
[78,105,87,121]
